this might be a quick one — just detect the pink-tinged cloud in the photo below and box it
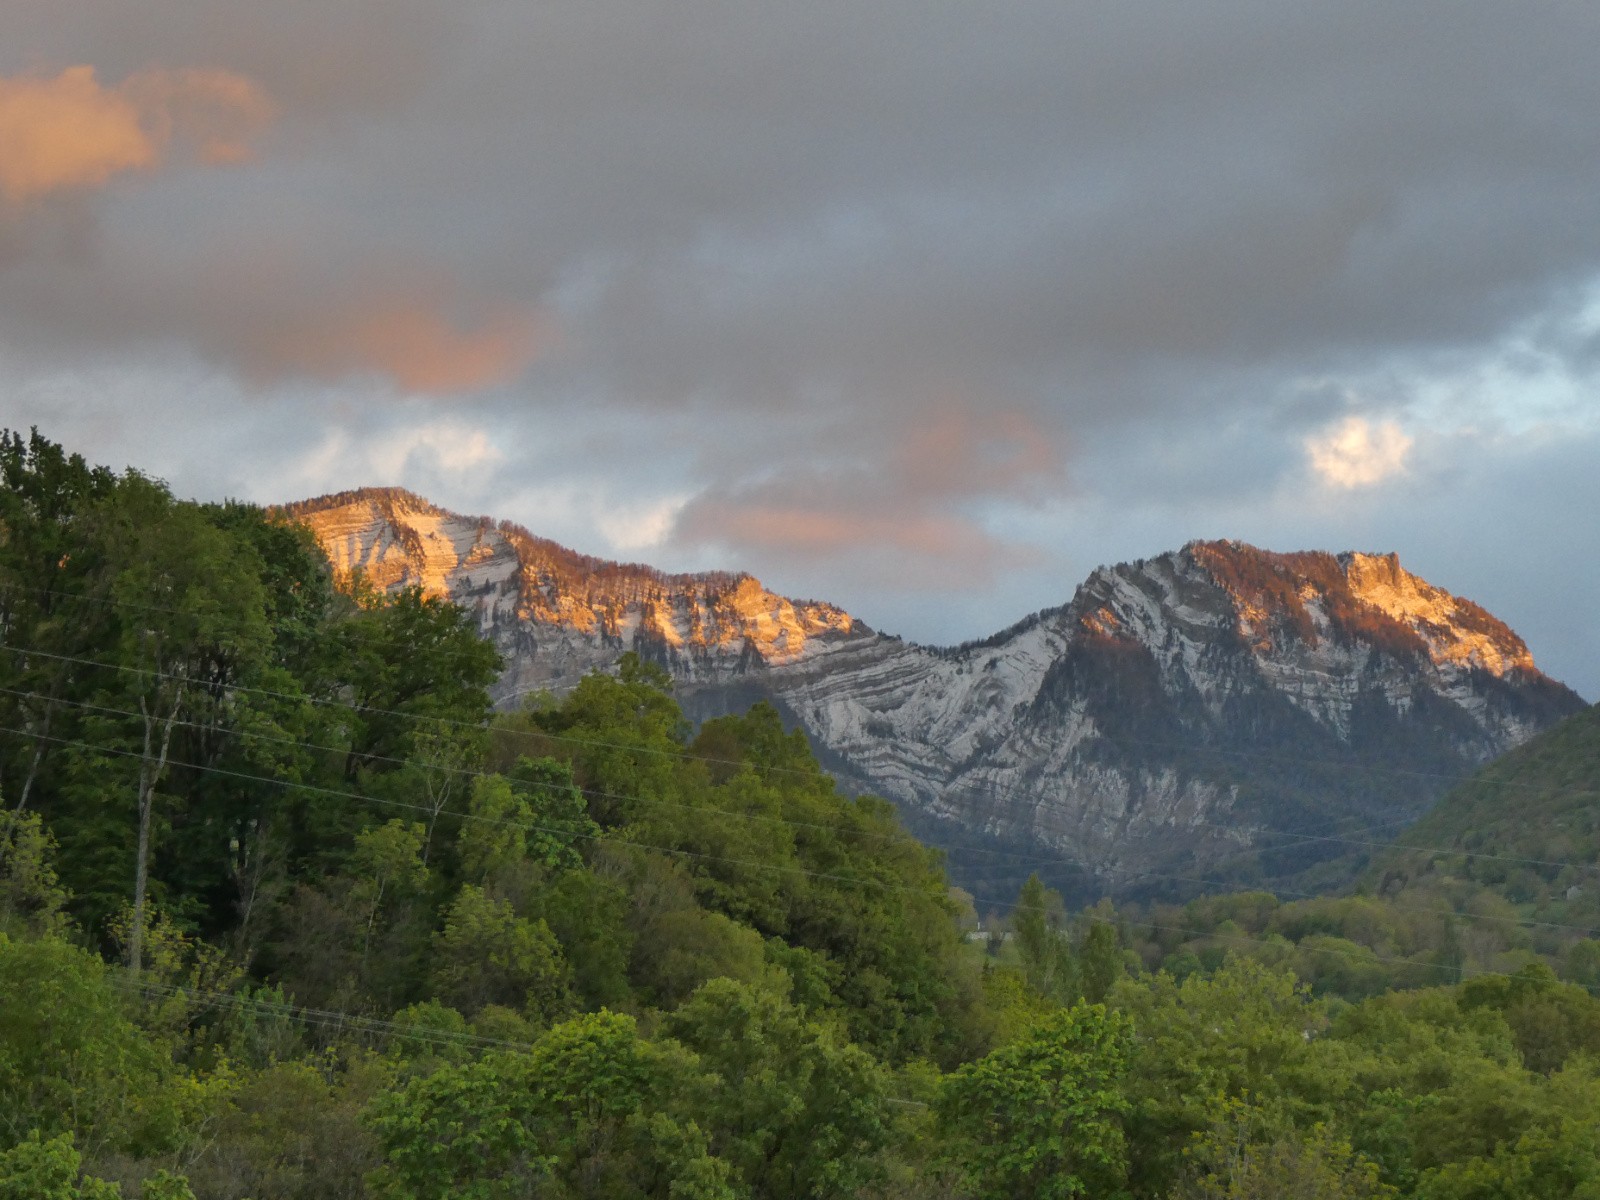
[0,65,272,203]
[670,403,1064,582]
[890,408,1063,499]
[245,295,548,395]
[683,502,1002,560]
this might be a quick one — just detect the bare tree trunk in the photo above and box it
[230,816,285,970]
[0,702,55,874]
[130,687,183,976]
[0,731,44,876]
[420,781,455,867]
[12,689,60,813]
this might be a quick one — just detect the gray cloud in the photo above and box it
[2,0,1599,694]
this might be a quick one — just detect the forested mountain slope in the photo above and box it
[1367,699,1600,957]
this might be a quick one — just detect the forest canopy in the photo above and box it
[2,428,1600,1199]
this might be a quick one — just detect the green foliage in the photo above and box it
[1113,958,1325,1196]
[137,1171,196,1200]
[364,1010,733,1200]
[0,934,190,1158]
[0,1132,122,1200]
[533,867,633,1008]
[351,821,431,922]
[429,885,573,1023]
[0,811,71,938]
[1367,701,1600,973]
[505,755,599,869]
[1456,962,1600,1075]
[12,429,1600,1200]
[939,1003,1133,1200]
[1080,916,1124,1004]
[1174,1104,1395,1199]
[1012,873,1077,1002]
[1411,1057,1600,1199]
[455,774,530,884]
[665,977,895,1199]
[185,1053,386,1199]
[338,586,500,777]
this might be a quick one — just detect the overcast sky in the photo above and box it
[3,1,1597,698]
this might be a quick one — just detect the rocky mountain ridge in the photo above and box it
[278,488,863,704]
[282,487,1587,901]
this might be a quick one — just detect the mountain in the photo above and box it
[1367,699,1600,947]
[277,487,866,704]
[282,488,1587,903]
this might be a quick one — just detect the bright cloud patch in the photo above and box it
[1305,417,1414,489]
[371,421,504,476]
[290,420,503,496]
[243,295,547,395]
[0,65,272,202]
[598,495,688,553]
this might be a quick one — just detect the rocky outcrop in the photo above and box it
[752,541,1583,899]
[282,492,1587,902]
[278,488,867,704]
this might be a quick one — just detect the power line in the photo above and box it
[117,977,541,1054]
[0,684,920,850]
[112,977,934,1106]
[5,720,1594,991]
[5,638,1590,883]
[0,723,947,900]
[9,682,1595,946]
[0,682,1469,910]
[0,582,1562,793]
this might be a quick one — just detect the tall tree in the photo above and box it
[939,1003,1133,1200]
[1013,873,1077,1002]
[0,430,118,823]
[90,483,271,973]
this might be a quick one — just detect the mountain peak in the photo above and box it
[1178,538,1532,676]
[278,488,1583,898]
[278,487,862,694]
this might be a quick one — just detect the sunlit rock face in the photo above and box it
[280,488,865,704]
[754,540,1583,900]
[284,494,1586,901]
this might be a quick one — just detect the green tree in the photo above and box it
[0,811,70,938]
[0,934,192,1160]
[1173,1103,1394,1200]
[352,821,431,968]
[93,487,272,972]
[1012,874,1077,1002]
[0,430,118,823]
[430,885,574,1023]
[272,819,433,1011]
[939,1003,1133,1200]
[456,774,530,885]
[1079,916,1124,1005]
[534,867,634,1008]
[1112,958,1326,1195]
[506,755,599,870]
[183,1056,385,1200]
[456,758,598,887]
[665,977,895,1199]
[365,1010,733,1200]
[339,586,499,781]
[1413,1057,1600,1199]
[0,1132,121,1200]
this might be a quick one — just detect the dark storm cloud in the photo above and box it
[3,0,1599,689]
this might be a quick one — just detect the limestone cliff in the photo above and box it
[281,492,1587,902]
[279,488,865,704]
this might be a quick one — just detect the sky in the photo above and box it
[2,1,1597,699]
